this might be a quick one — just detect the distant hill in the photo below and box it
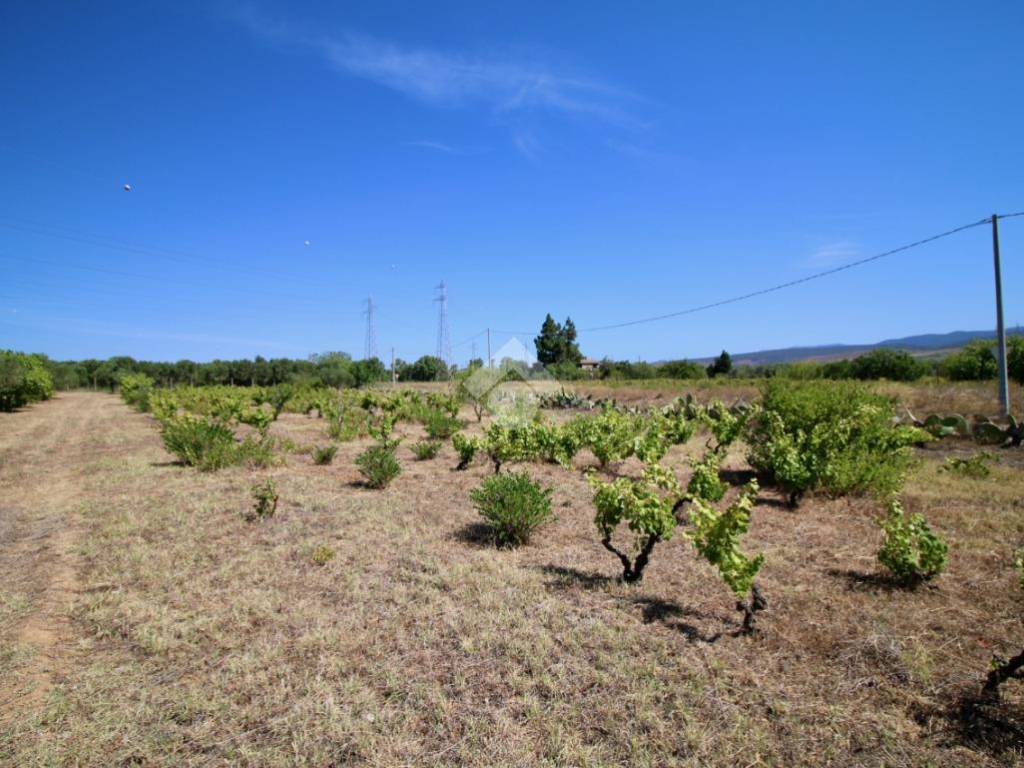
[694,327,1023,367]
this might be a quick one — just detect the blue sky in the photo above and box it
[2,1,1022,364]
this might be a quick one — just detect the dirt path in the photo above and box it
[0,392,118,716]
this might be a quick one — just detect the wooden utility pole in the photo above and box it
[992,214,1010,415]
[486,328,492,368]
[391,347,397,384]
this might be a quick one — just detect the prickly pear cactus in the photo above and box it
[973,421,1007,446]
[940,414,970,437]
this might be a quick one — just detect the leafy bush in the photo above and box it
[589,464,680,583]
[160,416,238,471]
[703,400,754,453]
[411,440,440,460]
[265,384,293,419]
[312,444,339,465]
[747,381,924,506]
[536,423,583,467]
[569,408,642,467]
[848,348,927,381]
[426,391,461,417]
[941,340,998,381]
[452,433,482,470]
[311,545,335,566]
[457,368,506,420]
[398,355,450,382]
[356,444,401,488]
[236,434,279,469]
[119,373,155,411]
[565,405,697,468]
[1009,335,1024,385]
[876,499,948,584]
[422,408,463,440]
[0,351,54,412]
[688,481,766,633]
[941,452,997,478]
[327,407,372,441]
[687,450,727,503]
[484,420,548,472]
[470,471,554,547]
[244,478,279,521]
[238,406,273,435]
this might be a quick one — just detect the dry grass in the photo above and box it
[572,377,1024,418]
[0,389,1022,766]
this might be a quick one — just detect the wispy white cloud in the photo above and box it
[402,140,487,156]
[805,240,860,267]
[232,7,643,142]
[603,139,677,162]
[511,131,542,161]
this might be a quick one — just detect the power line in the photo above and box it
[580,216,993,332]
[453,329,486,348]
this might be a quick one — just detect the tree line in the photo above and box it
[6,323,1022,398]
[29,352,463,391]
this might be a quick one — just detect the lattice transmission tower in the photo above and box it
[363,296,377,360]
[434,281,452,367]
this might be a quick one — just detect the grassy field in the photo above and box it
[1,387,1023,766]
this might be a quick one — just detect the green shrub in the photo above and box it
[484,420,548,472]
[702,400,753,453]
[237,434,279,469]
[266,384,293,419]
[1009,335,1024,385]
[422,408,463,440]
[238,407,273,435]
[876,499,948,584]
[470,471,554,547]
[312,444,339,465]
[589,464,680,583]
[245,478,279,521]
[311,545,335,565]
[327,407,372,441]
[941,452,997,478]
[119,373,155,411]
[356,444,401,488]
[687,450,727,503]
[941,340,998,381]
[452,433,481,470]
[848,348,926,381]
[160,416,238,471]
[688,481,766,633]
[747,380,924,506]
[570,408,641,467]
[411,440,440,460]
[0,351,54,412]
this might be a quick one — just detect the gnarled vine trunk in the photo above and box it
[982,648,1024,700]
[601,534,659,583]
[738,582,768,635]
